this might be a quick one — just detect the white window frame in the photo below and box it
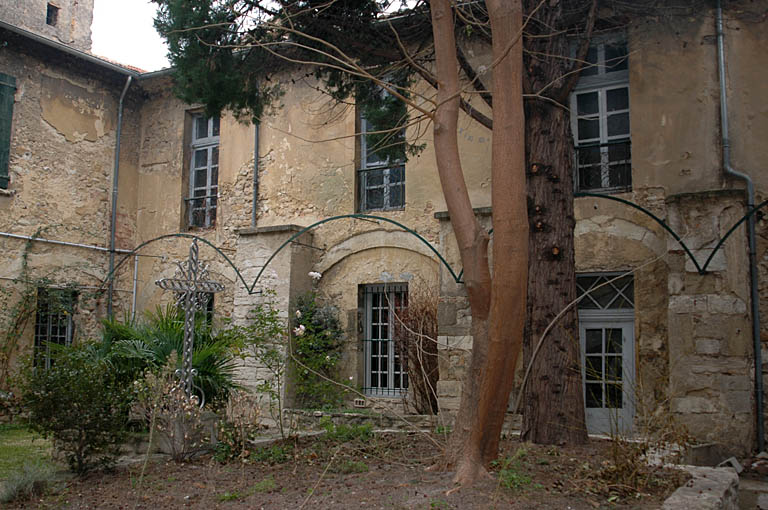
[577,273,635,434]
[362,283,408,397]
[188,115,220,228]
[34,288,76,370]
[571,36,631,193]
[359,117,405,212]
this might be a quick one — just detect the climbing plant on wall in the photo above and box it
[292,292,347,410]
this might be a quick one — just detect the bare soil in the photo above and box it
[8,432,686,509]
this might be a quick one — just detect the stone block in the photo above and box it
[439,397,461,411]
[708,295,747,315]
[686,247,726,273]
[695,338,721,355]
[436,380,462,398]
[723,390,752,414]
[437,335,473,351]
[668,273,684,295]
[690,357,749,375]
[671,396,718,414]
[668,295,708,314]
[437,302,457,327]
[661,466,738,510]
[721,374,751,392]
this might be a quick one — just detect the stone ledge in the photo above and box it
[661,466,738,510]
[434,206,492,220]
[237,224,309,236]
[666,188,745,205]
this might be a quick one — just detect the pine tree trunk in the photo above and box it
[521,101,588,444]
[518,0,594,446]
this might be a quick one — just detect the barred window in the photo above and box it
[34,288,76,369]
[362,283,408,396]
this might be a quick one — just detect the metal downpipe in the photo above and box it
[716,0,764,452]
[107,76,133,317]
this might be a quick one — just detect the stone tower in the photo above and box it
[0,0,94,52]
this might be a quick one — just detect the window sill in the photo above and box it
[363,390,407,399]
[358,207,405,214]
[575,187,632,196]
[0,188,14,197]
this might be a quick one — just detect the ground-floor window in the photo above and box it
[34,288,77,369]
[577,273,634,434]
[362,283,408,396]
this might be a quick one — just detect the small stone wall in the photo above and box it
[284,409,523,436]
[661,466,739,510]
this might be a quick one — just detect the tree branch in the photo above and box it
[456,45,493,109]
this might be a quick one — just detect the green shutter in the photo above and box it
[0,72,17,189]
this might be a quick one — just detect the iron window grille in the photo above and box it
[33,288,76,369]
[362,283,408,396]
[571,37,631,193]
[359,117,405,211]
[187,115,220,228]
[576,273,634,310]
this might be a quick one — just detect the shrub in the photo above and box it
[292,293,347,409]
[19,345,131,474]
[250,443,293,464]
[214,390,262,462]
[319,417,373,443]
[0,461,56,503]
[393,280,439,414]
[133,357,210,462]
[223,296,291,437]
[329,459,368,474]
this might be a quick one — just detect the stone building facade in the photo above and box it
[0,0,766,456]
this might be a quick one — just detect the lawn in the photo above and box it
[0,423,57,480]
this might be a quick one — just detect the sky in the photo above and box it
[91,0,170,72]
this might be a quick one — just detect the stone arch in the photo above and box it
[316,229,439,275]
[575,216,665,271]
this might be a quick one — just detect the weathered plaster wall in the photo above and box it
[0,42,136,364]
[0,0,94,52]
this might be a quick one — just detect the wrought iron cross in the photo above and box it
[155,239,225,399]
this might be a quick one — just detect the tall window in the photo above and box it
[577,273,635,434]
[34,288,76,369]
[571,37,631,193]
[358,112,405,212]
[0,72,16,190]
[188,115,219,228]
[362,283,408,396]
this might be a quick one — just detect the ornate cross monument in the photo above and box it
[155,239,225,399]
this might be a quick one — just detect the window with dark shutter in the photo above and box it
[0,73,16,190]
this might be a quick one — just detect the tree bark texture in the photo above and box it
[520,0,593,445]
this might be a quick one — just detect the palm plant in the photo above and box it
[99,305,239,406]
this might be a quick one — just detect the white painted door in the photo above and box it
[579,318,635,435]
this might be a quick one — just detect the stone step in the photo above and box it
[739,477,768,510]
